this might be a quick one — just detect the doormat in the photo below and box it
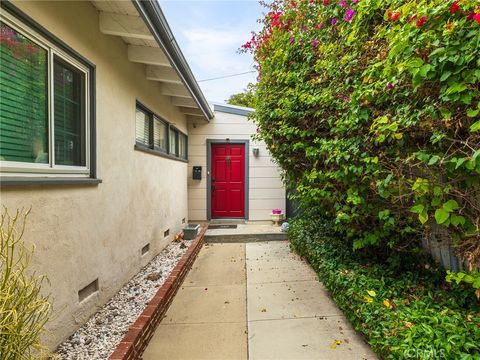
[208,224,238,229]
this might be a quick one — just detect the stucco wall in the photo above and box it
[187,109,285,221]
[0,1,188,349]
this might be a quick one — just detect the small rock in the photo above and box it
[146,272,162,281]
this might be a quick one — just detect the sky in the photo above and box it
[160,0,264,104]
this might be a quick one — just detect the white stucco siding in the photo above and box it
[187,109,286,221]
[0,1,188,349]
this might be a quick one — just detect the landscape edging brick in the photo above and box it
[109,224,207,360]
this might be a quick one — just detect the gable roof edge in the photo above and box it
[131,0,214,121]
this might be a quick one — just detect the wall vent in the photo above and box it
[78,279,98,303]
[142,243,150,255]
[182,218,186,224]
[164,229,170,237]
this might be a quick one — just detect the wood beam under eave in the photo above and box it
[186,115,207,122]
[179,107,204,116]
[146,65,182,84]
[161,83,191,98]
[99,12,154,40]
[128,45,170,66]
[171,97,198,108]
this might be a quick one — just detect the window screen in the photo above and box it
[54,56,86,166]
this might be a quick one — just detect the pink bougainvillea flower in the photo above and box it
[416,15,427,27]
[323,0,329,6]
[450,2,460,14]
[331,18,337,25]
[312,39,318,46]
[344,96,351,102]
[289,37,295,44]
[302,26,309,31]
[387,82,395,90]
[299,40,304,46]
[346,9,355,22]
[474,13,480,24]
[290,1,296,7]
[466,12,475,21]
[339,0,347,7]
[352,0,358,3]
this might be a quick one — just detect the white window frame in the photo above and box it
[0,12,91,178]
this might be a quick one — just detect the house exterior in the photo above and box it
[0,0,284,350]
[188,104,285,221]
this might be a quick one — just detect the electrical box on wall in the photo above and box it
[193,166,202,180]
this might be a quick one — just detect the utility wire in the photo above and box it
[198,70,257,82]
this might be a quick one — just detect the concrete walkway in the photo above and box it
[143,241,377,360]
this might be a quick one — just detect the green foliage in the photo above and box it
[0,208,52,359]
[247,0,480,273]
[225,83,256,108]
[288,217,480,359]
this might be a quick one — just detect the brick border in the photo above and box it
[109,225,207,360]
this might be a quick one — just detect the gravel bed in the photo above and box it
[55,239,193,359]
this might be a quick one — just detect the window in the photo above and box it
[169,127,178,156]
[135,108,150,146]
[153,117,167,152]
[135,102,187,161]
[0,12,93,178]
[178,133,187,160]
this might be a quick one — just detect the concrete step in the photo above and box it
[205,232,288,243]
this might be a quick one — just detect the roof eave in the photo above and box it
[131,0,214,121]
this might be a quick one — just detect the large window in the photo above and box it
[135,102,187,161]
[0,13,92,178]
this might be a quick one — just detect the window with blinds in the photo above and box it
[135,102,187,161]
[0,14,91,177]
[0,22,48,164]
[135,108,150,146]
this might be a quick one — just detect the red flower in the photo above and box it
[467,12,475,21]
[324,0,329,6]
[416,15,427,27]
[474,13,480,24]
[387,11,392,19]
[450,2,460,13]
[392,12,401,21]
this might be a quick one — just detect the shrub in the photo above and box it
[0,208,52,359]
[288,217,480,359]
[245,0,480,277]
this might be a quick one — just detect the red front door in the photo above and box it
[211,143,245,218]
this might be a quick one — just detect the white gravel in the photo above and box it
[55,239,193,360]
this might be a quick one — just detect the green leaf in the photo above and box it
[470,120,480,132]
[419,210,428,225]
[450,214,465,227]
[411,204,424,214]
[408,57,423,68]
[443,200,459,212]
[435,208,450,224]
[467,108,479,118]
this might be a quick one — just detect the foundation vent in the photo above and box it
[142,243,150,255]
[164,229,170,237]
[78,279,98,303]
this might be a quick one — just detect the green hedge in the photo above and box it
[246,0,480,270]
[288,217,480,359]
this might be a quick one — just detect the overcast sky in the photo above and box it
[160,0,263,103]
